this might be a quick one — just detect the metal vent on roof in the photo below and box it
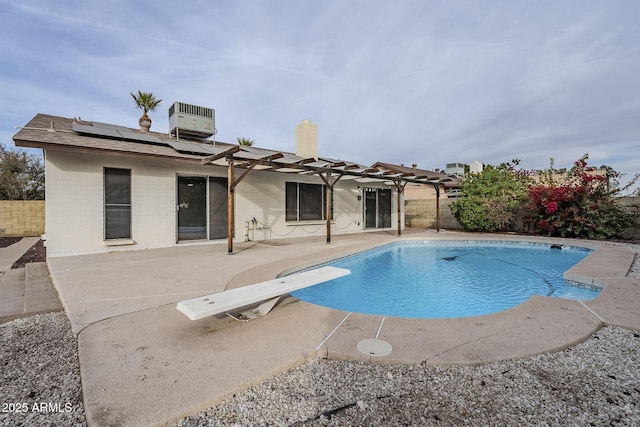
[169,102,215,140]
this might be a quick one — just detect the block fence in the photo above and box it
[0,200,45,237]
[404,198,461,230]
[619,197,640,240]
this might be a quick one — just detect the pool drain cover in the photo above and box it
[357,339,392,357]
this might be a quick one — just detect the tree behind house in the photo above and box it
[0,143,45,200]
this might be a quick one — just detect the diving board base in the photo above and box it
[176,266,350,321]
[226,296,281,322]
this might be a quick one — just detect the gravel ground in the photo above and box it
[0,243,638,426]
[0,237,23,248]
[175,326,640,426]
[0,313,84,426]
[2,324,637,427]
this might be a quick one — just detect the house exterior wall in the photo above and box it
[44,150,400,256]
[45,151,184,255]
[234,173,380,241]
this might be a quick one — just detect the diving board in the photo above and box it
[176,266,350,320]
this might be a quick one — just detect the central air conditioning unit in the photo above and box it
[169,102,215,140]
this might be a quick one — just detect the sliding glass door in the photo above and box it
[177,176,229,242]
[364,188,391,229]
[177,176,207,241]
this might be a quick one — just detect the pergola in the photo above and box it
[199,145,451,253]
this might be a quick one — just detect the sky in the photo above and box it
[1,1,639,192]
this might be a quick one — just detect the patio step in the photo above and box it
[0,268,26,321]
[0,263,63,322]
[24,262,63,314]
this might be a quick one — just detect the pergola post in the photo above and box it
[326,184,331,243]
[227,157,234,254]
[397,187,402,236]
[430,182,443,232]
[393,180,407,237]
[318,171,342,244]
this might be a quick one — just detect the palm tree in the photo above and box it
[130,90,162,132]
[237,137,254,146]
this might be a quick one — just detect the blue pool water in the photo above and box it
[290,241,599,319]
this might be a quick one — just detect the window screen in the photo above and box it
[104,168,131,239]
[285,182,332,221]
[285,182,298,221]
[299,183,323,221]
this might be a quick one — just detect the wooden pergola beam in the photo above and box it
[201,145,240,165]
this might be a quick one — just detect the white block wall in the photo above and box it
[44,150,401,256]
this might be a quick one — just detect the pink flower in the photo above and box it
[545,201,558,214]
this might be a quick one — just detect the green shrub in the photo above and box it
[450,161,531,232]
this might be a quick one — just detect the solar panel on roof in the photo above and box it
[117,130,166,145]
[276,156,305,165]
[91,122,130,131]
[166,140,218,156]
[73,121,172,146]
[233,151,272,160]
[72,123,122,138]
[239,146,278,156]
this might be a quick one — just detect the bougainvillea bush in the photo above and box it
[525,155,634,239]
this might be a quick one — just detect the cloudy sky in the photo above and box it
[1,1,639,191]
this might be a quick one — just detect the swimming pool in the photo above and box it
[290,241,599,319]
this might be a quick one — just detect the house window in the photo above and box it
[286,182,332,221]
[104,168,131,239]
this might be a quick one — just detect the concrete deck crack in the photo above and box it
[422,326,518,363]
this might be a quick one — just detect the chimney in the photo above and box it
[295,119,318,160]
